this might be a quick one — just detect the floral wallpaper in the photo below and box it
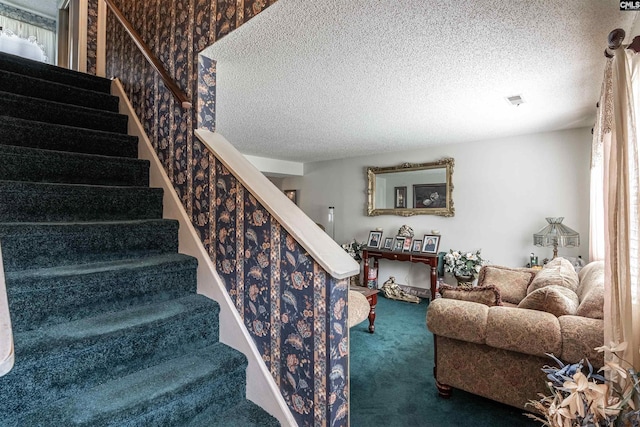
[104,1,349,425]
[86,0,98,75]
[214,160,349,426]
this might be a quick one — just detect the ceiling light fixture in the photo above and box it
[505,95,525,106]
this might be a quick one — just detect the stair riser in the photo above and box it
[1,304,221,418]
[15,360,247,427]
[189,400,282,427]
[0,146,149,187]
[0,92,128,133]
[0,116,138,158]
[7,260,198,331]
[0,182,164,222]
[0,51,112,93]
[0,221,179,272]
[108,368,246,427]
[0,69,120,112]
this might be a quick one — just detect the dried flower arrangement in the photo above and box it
[526,342,639,427]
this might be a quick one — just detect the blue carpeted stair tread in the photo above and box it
[6,252,196,281]
[0,51,112,93]
[14,294,215,353]
[2,296,223,422]
[0,91,128,133]
[0,115,138,158]
[0,180,164,222]
[6,253,198,331]
[187,399,281,427]
[17,344,247,427]
[0,69,119,112]
[0,219,179,271]
[0,144,149,186]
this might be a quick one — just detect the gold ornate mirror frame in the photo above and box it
[366,158,454,217]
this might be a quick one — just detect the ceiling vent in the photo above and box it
[506,95,525,106]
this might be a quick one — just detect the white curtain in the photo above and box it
[0,15,54,63]
[592,47,640,371]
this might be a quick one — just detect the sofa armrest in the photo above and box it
[485,307,562,358]
[426,298,488,344]
[559,315,604,367]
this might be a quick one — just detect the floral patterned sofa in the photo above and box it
[426,258,604,411]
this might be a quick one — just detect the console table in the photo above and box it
[362,249,439,300]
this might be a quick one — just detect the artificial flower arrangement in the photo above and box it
[341,239,365,262]
[443,249,485,278]
[526,342,640,427]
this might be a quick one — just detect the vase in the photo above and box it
[454,275,474,287]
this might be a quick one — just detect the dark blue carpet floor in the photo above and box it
[350,296,539,427]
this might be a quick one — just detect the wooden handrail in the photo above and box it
[195,129,360,280]
[104,0,192,109]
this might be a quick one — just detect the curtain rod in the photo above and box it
[605,28,640,57]
[606,28,626,57]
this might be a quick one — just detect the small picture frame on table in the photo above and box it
[367,230,383,248]
[383,237,393,250]
[411,239,422,252]
[421,235,440,254]
[402,237,412,252]
[394,186,407,208]
[393,236,406,252]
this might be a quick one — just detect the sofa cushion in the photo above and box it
[527,257,579,294]
[559,315,604,367]
[576,285,604,319]
[517,285,579,317]
[477,265,536,305]
[348,290,370,328]
[485,306,562,357]
[439,284,502,307]
[574,260,604,319]
[426,299,488,344]
[577,260,604,298]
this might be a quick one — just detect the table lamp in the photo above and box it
[533,217,580,259]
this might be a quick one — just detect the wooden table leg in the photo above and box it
[430,264,437,301]
[363,254,369,288]
[367,293,377,333]
[373,258,379,289]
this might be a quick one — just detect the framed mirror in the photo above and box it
[367,158,454,217]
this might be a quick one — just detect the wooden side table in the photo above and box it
[362,249,439,301]
[349,285,379,333]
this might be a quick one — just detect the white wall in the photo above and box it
[281,127,592,291]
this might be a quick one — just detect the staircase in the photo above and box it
[0,52,279,426]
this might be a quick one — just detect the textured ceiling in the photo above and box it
[0,0,57,18]
[205,0,639,163]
